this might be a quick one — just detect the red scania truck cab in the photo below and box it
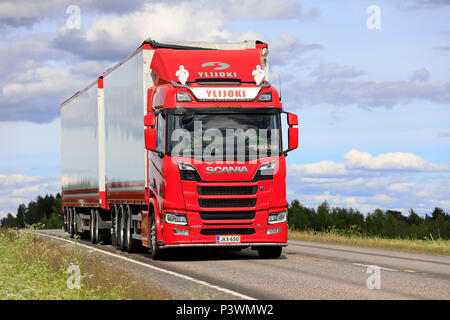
[61,39,299,259]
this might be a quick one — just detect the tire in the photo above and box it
[148,213,161,260]
[110,206,118,247]
[90,209,97,244]
[125,206,137,253]
[117,205,126,251]
[69,208,75,237]
[96,210,108,244]
[72,208,78,235]
[257,246,282,259]
[64,209,68,232]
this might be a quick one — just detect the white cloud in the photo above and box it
[344,149,449,171]
[286,149,450,213]
[288,77,450,109]
[0,173,60,219]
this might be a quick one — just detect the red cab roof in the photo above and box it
[150,48,263,84]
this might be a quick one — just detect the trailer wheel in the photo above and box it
[125,206,137,253]
[90,209,97,244]
[64,209,68,232]
[110,206,118,246]
[117,205,126,251]
[72,208,78,236]
[95,210,108,244]
[68,208,74,237]
[148,214,161,260]
[257,246,282,259]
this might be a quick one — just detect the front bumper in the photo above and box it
[160,215,288,248]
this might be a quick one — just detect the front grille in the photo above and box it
[200,211,255,220]
[197,186,257,196]
[200,228,255,235]
[199,198,257,208]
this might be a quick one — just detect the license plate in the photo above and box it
[216,235,241,243]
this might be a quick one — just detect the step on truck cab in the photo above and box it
[61,38,299,259]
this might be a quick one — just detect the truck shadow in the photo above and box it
[136,246,287,262]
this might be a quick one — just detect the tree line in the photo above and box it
[0,193,63,229]
[1,194,450,240]
[288,200,450,240]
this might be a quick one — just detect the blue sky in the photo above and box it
[0,0,449,218]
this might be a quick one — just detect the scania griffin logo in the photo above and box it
[206,166,249,174]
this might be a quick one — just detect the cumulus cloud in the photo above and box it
[0,0,145,27]
[309,62,366,80]
[53,1,320,61]
[343,149,449,171]
[410,67,429,82]
[287,77,450,109]
[286,149,450,213]
[0,65,92,122]
[433,45,450,52]
[269,33,323,66]
[0,173,60,219]
[400,0,450,11]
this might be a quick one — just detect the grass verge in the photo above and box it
[288,229,450,256]
[0,227,172,300]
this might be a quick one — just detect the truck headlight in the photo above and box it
[254,161,276,180]
[165,212,188,226]
[176,92,192,102]
[268,211,287,224]
[177,162,201,181]
[257,92,272,102]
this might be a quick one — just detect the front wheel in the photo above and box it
[257,246,282,259]
[148,214,161,260]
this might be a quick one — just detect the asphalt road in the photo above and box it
[38,229,450,300]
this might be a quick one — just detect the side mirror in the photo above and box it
[284,112,299,152]
[288,113,298,126]
[144,113,156,151]
[144,114,156,126]
[145,128,156,151]
[288,127,298,150]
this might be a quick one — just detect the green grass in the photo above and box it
[288,229,450,256]
[0,227,172,300]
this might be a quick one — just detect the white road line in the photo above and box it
[352,263,398,272]
[39,232,256,300]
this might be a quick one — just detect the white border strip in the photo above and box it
[39,232,256,300]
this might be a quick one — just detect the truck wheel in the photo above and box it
[257,246,282,259]
[148,214,161,260]
[90,209,97,244]
[125,206,137,253]
[118,205,126,251]
[110,206,117,246]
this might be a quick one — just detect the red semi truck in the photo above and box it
[61,39,299,259]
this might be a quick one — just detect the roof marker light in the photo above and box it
[175,65,189,85]
[252,65,265,85]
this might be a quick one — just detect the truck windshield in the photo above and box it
[167,112,281,161]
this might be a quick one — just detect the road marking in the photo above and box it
[352,263,398,272]
[404,269,416,273]
[39,232,256,300]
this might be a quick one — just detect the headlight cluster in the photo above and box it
[254,161,276,180]
[165,212,188,226]
[177,162,201,181]
[268,211,287,224]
